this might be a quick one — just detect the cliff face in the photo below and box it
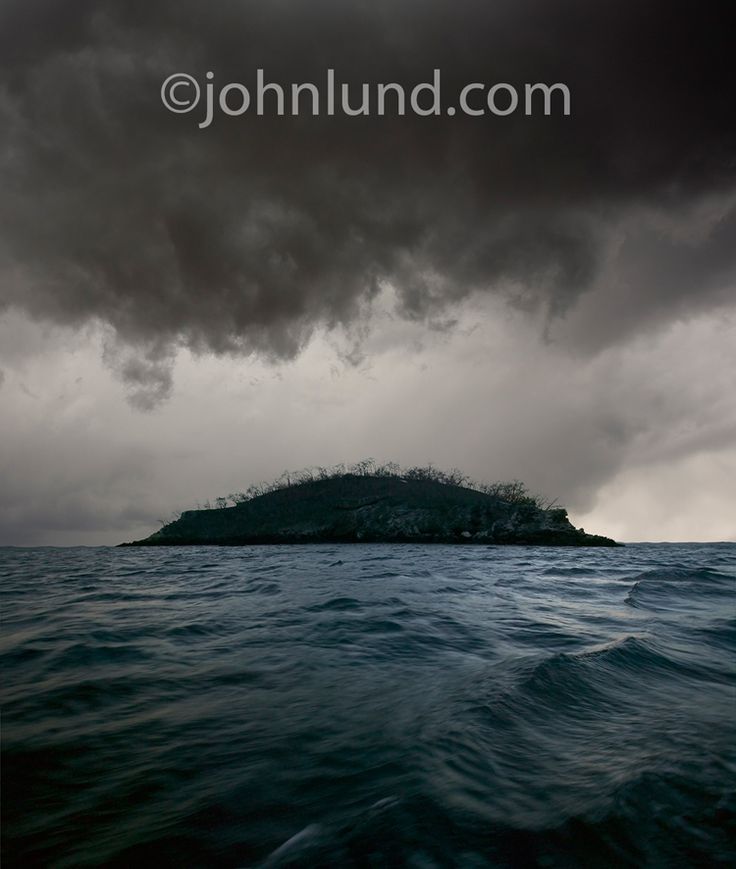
[124,475,618,546]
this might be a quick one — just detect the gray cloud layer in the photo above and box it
[1,0,734,404]
[1,302,734,545]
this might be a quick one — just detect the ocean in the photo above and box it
[1,543,734,867]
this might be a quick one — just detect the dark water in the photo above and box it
[1,544,734,868]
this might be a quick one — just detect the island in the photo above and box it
[122,463,618,546]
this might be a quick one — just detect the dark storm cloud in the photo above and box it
[1,0,734,401]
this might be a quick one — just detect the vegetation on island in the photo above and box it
[194,459,556,513]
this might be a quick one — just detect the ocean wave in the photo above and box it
[625,566,733,611]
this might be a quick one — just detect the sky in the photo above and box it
[1,0,734,545]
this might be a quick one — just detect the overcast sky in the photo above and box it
[1,0,734,545]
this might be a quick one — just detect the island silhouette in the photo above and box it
[122,462,617,546]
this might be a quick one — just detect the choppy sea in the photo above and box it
[1,543,734,867]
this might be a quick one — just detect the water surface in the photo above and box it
[2,543,734,867]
